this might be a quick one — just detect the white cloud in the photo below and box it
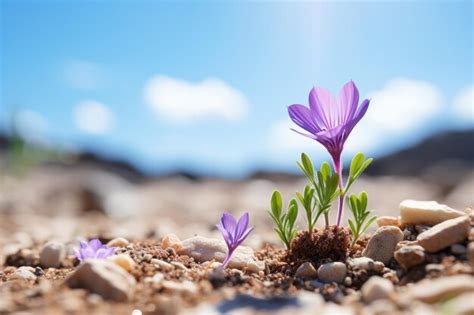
[267,78,444,160]
[14,109,49,144]
[74,100,114,134]
[144,75,249,122]
[64,60,101,90]
[453,85,474,122]
[367,78,443,131]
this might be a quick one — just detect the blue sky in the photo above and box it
[1,0,473,177]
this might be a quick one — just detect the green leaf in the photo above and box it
[287,199,298,226]
[350,152,364,177]
[348,219,356,235]
[301,153,314,179]
[271,190,283,218]
[361,215,377,234]
[295,191,305,205]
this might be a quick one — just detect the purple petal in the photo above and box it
[236,226,254,245]
[89,239,103,251]
[95,246,115,259]
[345,99,370,135]
[74,249,83,261]
[309,86,339,130]
[221,212,237,236]
[235,212,249,240]
[290,128,317,140]
[288,104,320,134]
[216,222,233,246]
[79,241,88,249]
[337,80,359,124]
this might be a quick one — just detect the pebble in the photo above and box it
[294,262,317,279]
[404,275,474,304]
[343,277,352,287]
[107,237,130,248]
[9,266,37,281]
[394,245,425,269]
[151,258,173,271]
[450,243,467,255]
[417,216,470,253]
[177,236,265,273]
[162,280,198,295]
[39,241,65,268]
[317,262,346,283]
[161,233,183,251]
[361,276,394,303]
[400,200,466,226]
[363,226,403,264]
[209,266,226,282]
[468,243,474,267]
[108,254,136,272]
[152,273,164,284]
[348,257,375,271]
[373,261,384,273]
[376,216,400,228]
[170,261,188,271]
[65,259,136,301]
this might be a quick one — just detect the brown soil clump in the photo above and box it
[287,226,350,269]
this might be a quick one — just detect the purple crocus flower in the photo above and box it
[216,212,254,268]
[74,239,116,262]
[288,80,370,226]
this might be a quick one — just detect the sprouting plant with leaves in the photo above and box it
[343,152,373,195]
[267,191,298,250]
[296,153,340,230]
[347,191,377,246]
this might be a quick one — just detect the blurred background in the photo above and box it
[0,1,473,251]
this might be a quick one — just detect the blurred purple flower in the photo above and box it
[288,81,370,226]
[216,212,254,268]
[74,239,116,262]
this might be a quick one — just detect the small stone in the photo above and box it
[151,258,173,271]
[317,262,346,283]
[376,216,400,228]
[415,225,430,234]
[178,236,264,273]
[142,253,152,262]
[343,277,352,287]
[152,273,164,284]
[468,243,474,267]
[400,200,466,226]
[162,280,198,295]
[161,234,183,251]
[361,276,394,303]
[450,244,467,255]
[295,262,317,279]
[107,237,130,248]
[65,259,136,301]
[363,226,403,264]
[373,262,385,273]
[108,254,136,272]
[209,266,226,283]
[170,261,188,271]
[9,266,36,281]
[348,257,375,271]
[417,216,470,253]
[39,241,65,268]
[404,275,474,304]
[394,245,425,269]
[425,263,444,273]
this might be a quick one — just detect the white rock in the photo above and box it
[317,262,346,283]
[9,266,36,281]
[417,216,470,253]
[65,259,136,301]
[107,237,130,248]
[403,275,474,304]
[39,241,65,268]
[108,254,136,272]
[151,258,173,271]
[178,236,264,273]
[400,200,466,226]
[361,276,394,303]
[295,262,317,279]
[162,280,198,295]
[363,226,403,264]
[161,233,183,251]
[348,257,375,271]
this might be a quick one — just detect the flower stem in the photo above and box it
[333,156,344,227]
[222,249,234,269]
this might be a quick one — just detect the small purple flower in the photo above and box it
[74,239,116,262]
[216,212,254,268]
[288,81,370,226]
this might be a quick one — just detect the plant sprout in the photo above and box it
[288,81,370,226]
[347,191,377,246]
[296,154,340,230]
[216,212,254,268]
[267,191,298,250]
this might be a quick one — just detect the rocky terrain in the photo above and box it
[0,130,473,314]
